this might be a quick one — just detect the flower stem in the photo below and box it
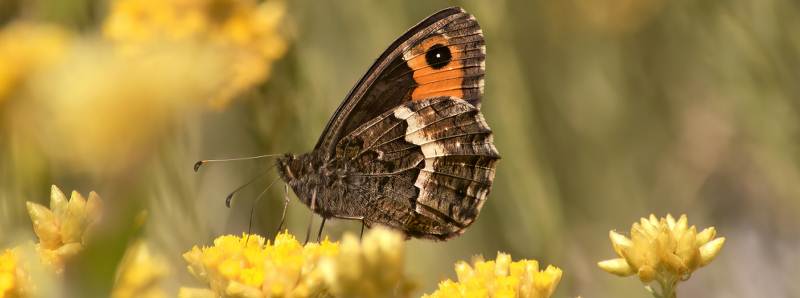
[656,276,677,298]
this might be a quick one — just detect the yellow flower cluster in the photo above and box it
[0,0,288,173]
[423,252,562,298]
[3,183,728,298]
[180,232,339,298]
[0,23,71,102]
[0,249,31,298]
[103,0,288,108]
[25,185,103,273]
[111,241,170,298]
[5,185,168,297]
[597,214,725,297]
[319,226,414,298]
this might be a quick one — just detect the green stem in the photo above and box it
[646,275,678,298]
[657,276,677,298]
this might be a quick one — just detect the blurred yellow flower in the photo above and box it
[25,185,103,273]
[597,214,725,298]
[180,231,339,298]
[423,252,562,298]
[103,0,288,108]
[111,241,169,298]
[0,248,32,298]
[0,22,71,103]
[1,0,288,174]
[319,226,414,298]
[26,39,230,173]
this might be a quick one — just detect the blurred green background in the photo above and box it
[1,0,799,297]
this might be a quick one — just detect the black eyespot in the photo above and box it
[425,44,452,69]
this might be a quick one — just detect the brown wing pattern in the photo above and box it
[315,7,485,158]
[335,96,499,239]
[279,8,494,240]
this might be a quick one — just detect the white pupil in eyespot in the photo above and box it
[425,44,452,69]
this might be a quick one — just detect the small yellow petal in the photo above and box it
[60,191,88,243]
[597,258,635,276]
[455,261,473,282]
[532,265,562,298]
[648,214,659,226]
[696,227,716,246]
[699,237,725,266]
[86,191,103,218]
[69,190,87,205]
[495,252,511,276]
[660,251,687,275]
[666,213,677,229]
[609,230,632,256]
[638,220,657,237]
[26,201,61,249]
[675,226,699,270]
[50,185,69,218]
[675,214,689,233]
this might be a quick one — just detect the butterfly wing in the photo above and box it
[335,96,499,239]
[315,7,486,158]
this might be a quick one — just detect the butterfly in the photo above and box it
[271,7,499,241]
[190,7,494,241]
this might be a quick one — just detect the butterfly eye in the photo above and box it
[425,44,452,69]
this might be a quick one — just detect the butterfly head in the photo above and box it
[276,153,323,206]
[276,153,300,182]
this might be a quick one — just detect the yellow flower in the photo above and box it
[0,248,31,298]
[111,241,169,298]
[319,226,414,298]
[180,232,339,298]
[597,214,725,297]
[25,38,231,173]
[2,1,286,174]
[423,252,562,298]
[0,22,71,102]
[25,185,103,273]
[102,0,288,108]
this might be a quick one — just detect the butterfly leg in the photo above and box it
[316,218,326,242]
[360,220,365,240]
[275,183,290,234]
[243,176,281,241]
[327,214,365,239]
[304,189,317,244]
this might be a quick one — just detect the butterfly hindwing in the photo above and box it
[336,97,499,239]
[315,7,485,158]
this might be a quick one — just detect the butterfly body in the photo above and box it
[277,7,498,240]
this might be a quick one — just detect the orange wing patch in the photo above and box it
[404,35,464,101]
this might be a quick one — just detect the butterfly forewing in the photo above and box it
[314,7,485,158]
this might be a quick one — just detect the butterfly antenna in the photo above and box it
[224,163,277,208]
[246,176,282,241]
[194,153,283,172]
